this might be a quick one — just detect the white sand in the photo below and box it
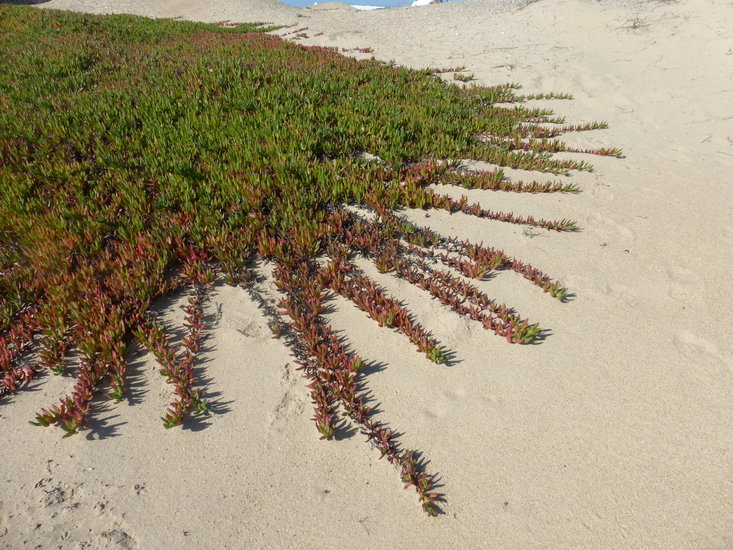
[1,0,731,548]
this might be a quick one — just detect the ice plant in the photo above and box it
[0,6,619,514]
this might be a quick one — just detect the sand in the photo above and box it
[1,0,731,548]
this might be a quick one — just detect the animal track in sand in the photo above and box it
[100,528,137,550]
[0,476,129,548]
[35,478,80,509]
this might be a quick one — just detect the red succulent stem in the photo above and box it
[339,212,540,343]
[273,259,443,515]
[318,255,445,363]
[134,283,208,428]
[0,305,40,395]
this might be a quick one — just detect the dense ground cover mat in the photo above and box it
[0,6,618,514]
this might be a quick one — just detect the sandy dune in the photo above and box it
[1,0,731,548]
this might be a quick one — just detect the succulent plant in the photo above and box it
[0,5,618,515]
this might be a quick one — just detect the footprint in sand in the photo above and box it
[423,387,502,421]
[666,266,704,305]
[590,181,615,201]
[668,266,699,286]
[598,282,637,305]
[586,213,635,240]
[433,388,466,418]
[220,309,265,338]
[673,329,731,375]
[268,363,306,429]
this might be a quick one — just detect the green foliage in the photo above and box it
[453,72,474,82]
[427,346,449,365]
